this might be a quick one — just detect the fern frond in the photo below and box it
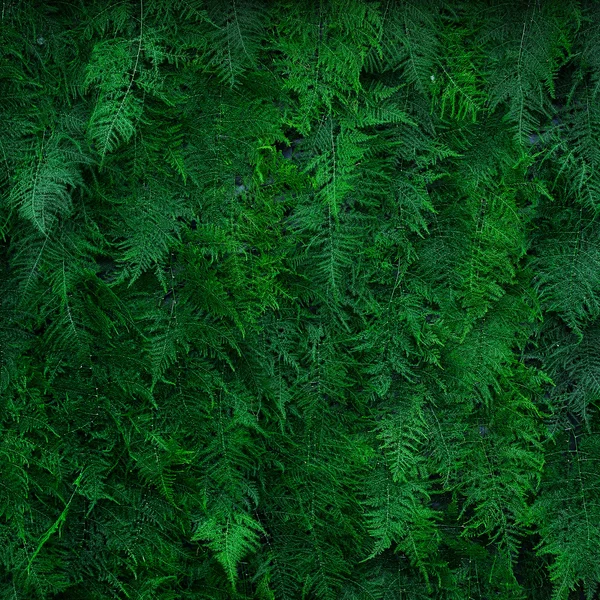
[84,39,144,161]
[9,133,83,234]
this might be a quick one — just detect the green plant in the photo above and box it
[1,2,600,598]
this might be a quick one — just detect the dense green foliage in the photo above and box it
[2,1,600,598]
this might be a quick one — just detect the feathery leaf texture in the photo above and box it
[2,1,600,598]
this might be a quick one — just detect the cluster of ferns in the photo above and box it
[2,1,600,598]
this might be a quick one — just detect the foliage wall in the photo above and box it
[2,1,600,598]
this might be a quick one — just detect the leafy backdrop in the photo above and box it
[1,1,599,598]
